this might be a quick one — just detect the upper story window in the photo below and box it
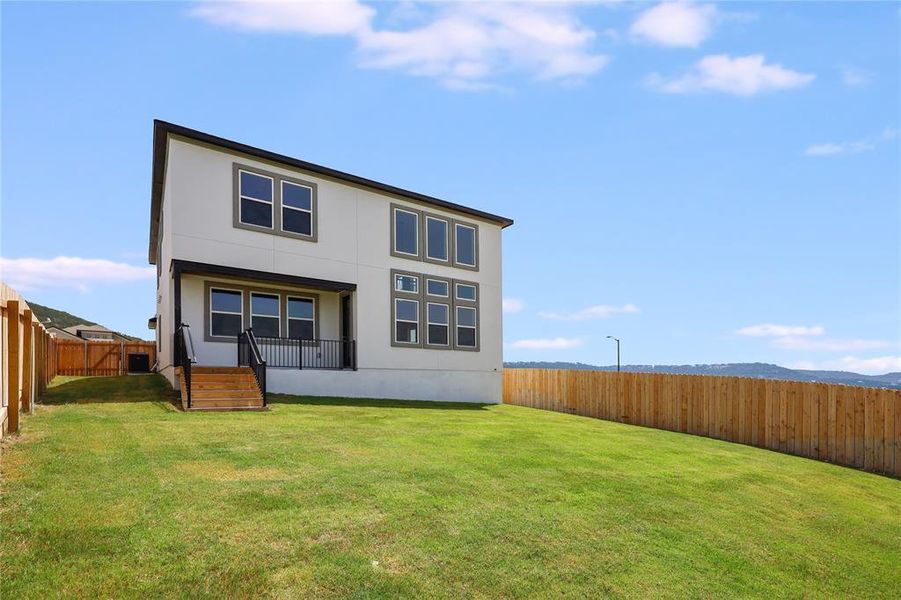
[210,288,243,338]
[455,283,477,302]
[393,207,419,257]
[390,203,479,270]
[426,278,449,297]
[234,164,318,242]
[282,181,313,237]
[425,216,449,263]
[239,171,274,229]
[454,223,477,268]
[395,273,419,294]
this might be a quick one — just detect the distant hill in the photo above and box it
[503,361,901,390]
[27,301,143,342]
[27,301,97,329]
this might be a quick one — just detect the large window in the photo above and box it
[390,270,478,351]
[238,170,274,229]
[455,223,477,268]
[427,303,449,346]
[250,293,280,337]
[393,207,419,257]
[425,216,449,263]
[210,288,243,338]
[394,299,419,344]
[282,181,313,236]
[287,296,315,340]
[234,164,317,241]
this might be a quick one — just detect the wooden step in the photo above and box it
[177,365,265,411]
[189,398,264,408]
[190,381,260,391]
[191,389,262,400]
[192,367,255,375]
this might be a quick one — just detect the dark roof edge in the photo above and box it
[149,120,514,263]
[172,259,357,293]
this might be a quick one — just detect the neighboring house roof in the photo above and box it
[46,326,84,341]
[148,120,515,264]
[63,323,113,335]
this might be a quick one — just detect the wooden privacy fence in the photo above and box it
[1,283,56,437]
[54,340,156,376]
[503,369,901,477]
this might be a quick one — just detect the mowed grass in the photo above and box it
[2,376,899,599]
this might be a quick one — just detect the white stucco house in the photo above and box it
[149,121,513,409]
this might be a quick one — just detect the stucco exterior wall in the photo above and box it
[157,136,505,402]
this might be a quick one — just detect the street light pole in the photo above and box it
[606,336,621,372]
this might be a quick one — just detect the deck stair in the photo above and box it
[176,366,265,411]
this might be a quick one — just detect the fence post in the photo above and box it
[83,341,88,376]
[22,309,33,413]
[6,300,20,434]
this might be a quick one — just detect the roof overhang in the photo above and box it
[148,120,514,264]
[171,260,357,293]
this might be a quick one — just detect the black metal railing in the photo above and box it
[175,323,196,409]
[238,328,267,405]
[254,336,356,371]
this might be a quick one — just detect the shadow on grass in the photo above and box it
[43,375,177,410]
[267,393,491,410]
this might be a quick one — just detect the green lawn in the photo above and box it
[2,376,899,598]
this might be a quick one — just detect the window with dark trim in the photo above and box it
[390,269,478,351]
[427,302,449,346]
[455,282,477,302]
[250,292,280,337]
[425,215,449,262]
[238,170,274,229]
[287,296,315,340]
[455,306,477,348]
[395,298,419,344]
[210,288,243,337]
[426,278,449,297]
[454,223,477,268]
[390,204,479,271]
[393,207,419,257]
[281,181,313,236]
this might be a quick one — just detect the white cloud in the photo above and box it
[839,64,871,87]
[509,337,585,350]
[630,1,716,48]
[772,337,892,352]
[503,298,525,314]
[647,54,814,96]
[735,324,825,337]
[0,256,154,292]
[192,1,609,90]
[804,127,897,157]
[790,356,901,375]
[539,303,640,321]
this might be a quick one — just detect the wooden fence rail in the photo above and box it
[503,369,901,477]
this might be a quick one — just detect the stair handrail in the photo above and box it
[175,323,196,409]
[238,328,267,406]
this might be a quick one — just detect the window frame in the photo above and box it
[204,281,322,343]
[426,277,450,298]
[236,168,274,230]
[208,286,244,340]
[454,282,478,303]
[390,204,421,259]
[286,294,317,341]
[233,163,318,242]
[390,268,423,348]
[394,273,420,294]
[425,301,451,348]
[393,298,421,346]
[453,221,479,270]
[423,215,450,265]
[454,305,479,351]
[249,291,281,339]
[280,180,315,238]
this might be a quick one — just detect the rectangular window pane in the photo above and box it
[396,321,418,344]
[394,209,418,255]
[457,326,476,347]
[456,307,476,328]
[251,293,279,316]
[211,289,242,313]
[428,324,448,345]
[288,297,314,319]
[282,182,312,210]
[426,217,448,261]
[240,171,272,202]
[426,279,448,297]
[283,207,312,235]
[211,313,242,337]
[252,315,280,338]
[396,299,418,322]
[288,319,314,340]
[455,224,476,266]
[456,284,477,302]
[394,274,418,293]
[241,198,272,228]
[428,303,448,324]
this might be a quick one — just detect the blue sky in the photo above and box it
[1,1,898,373]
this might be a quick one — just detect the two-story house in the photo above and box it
[149,121,513,410]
